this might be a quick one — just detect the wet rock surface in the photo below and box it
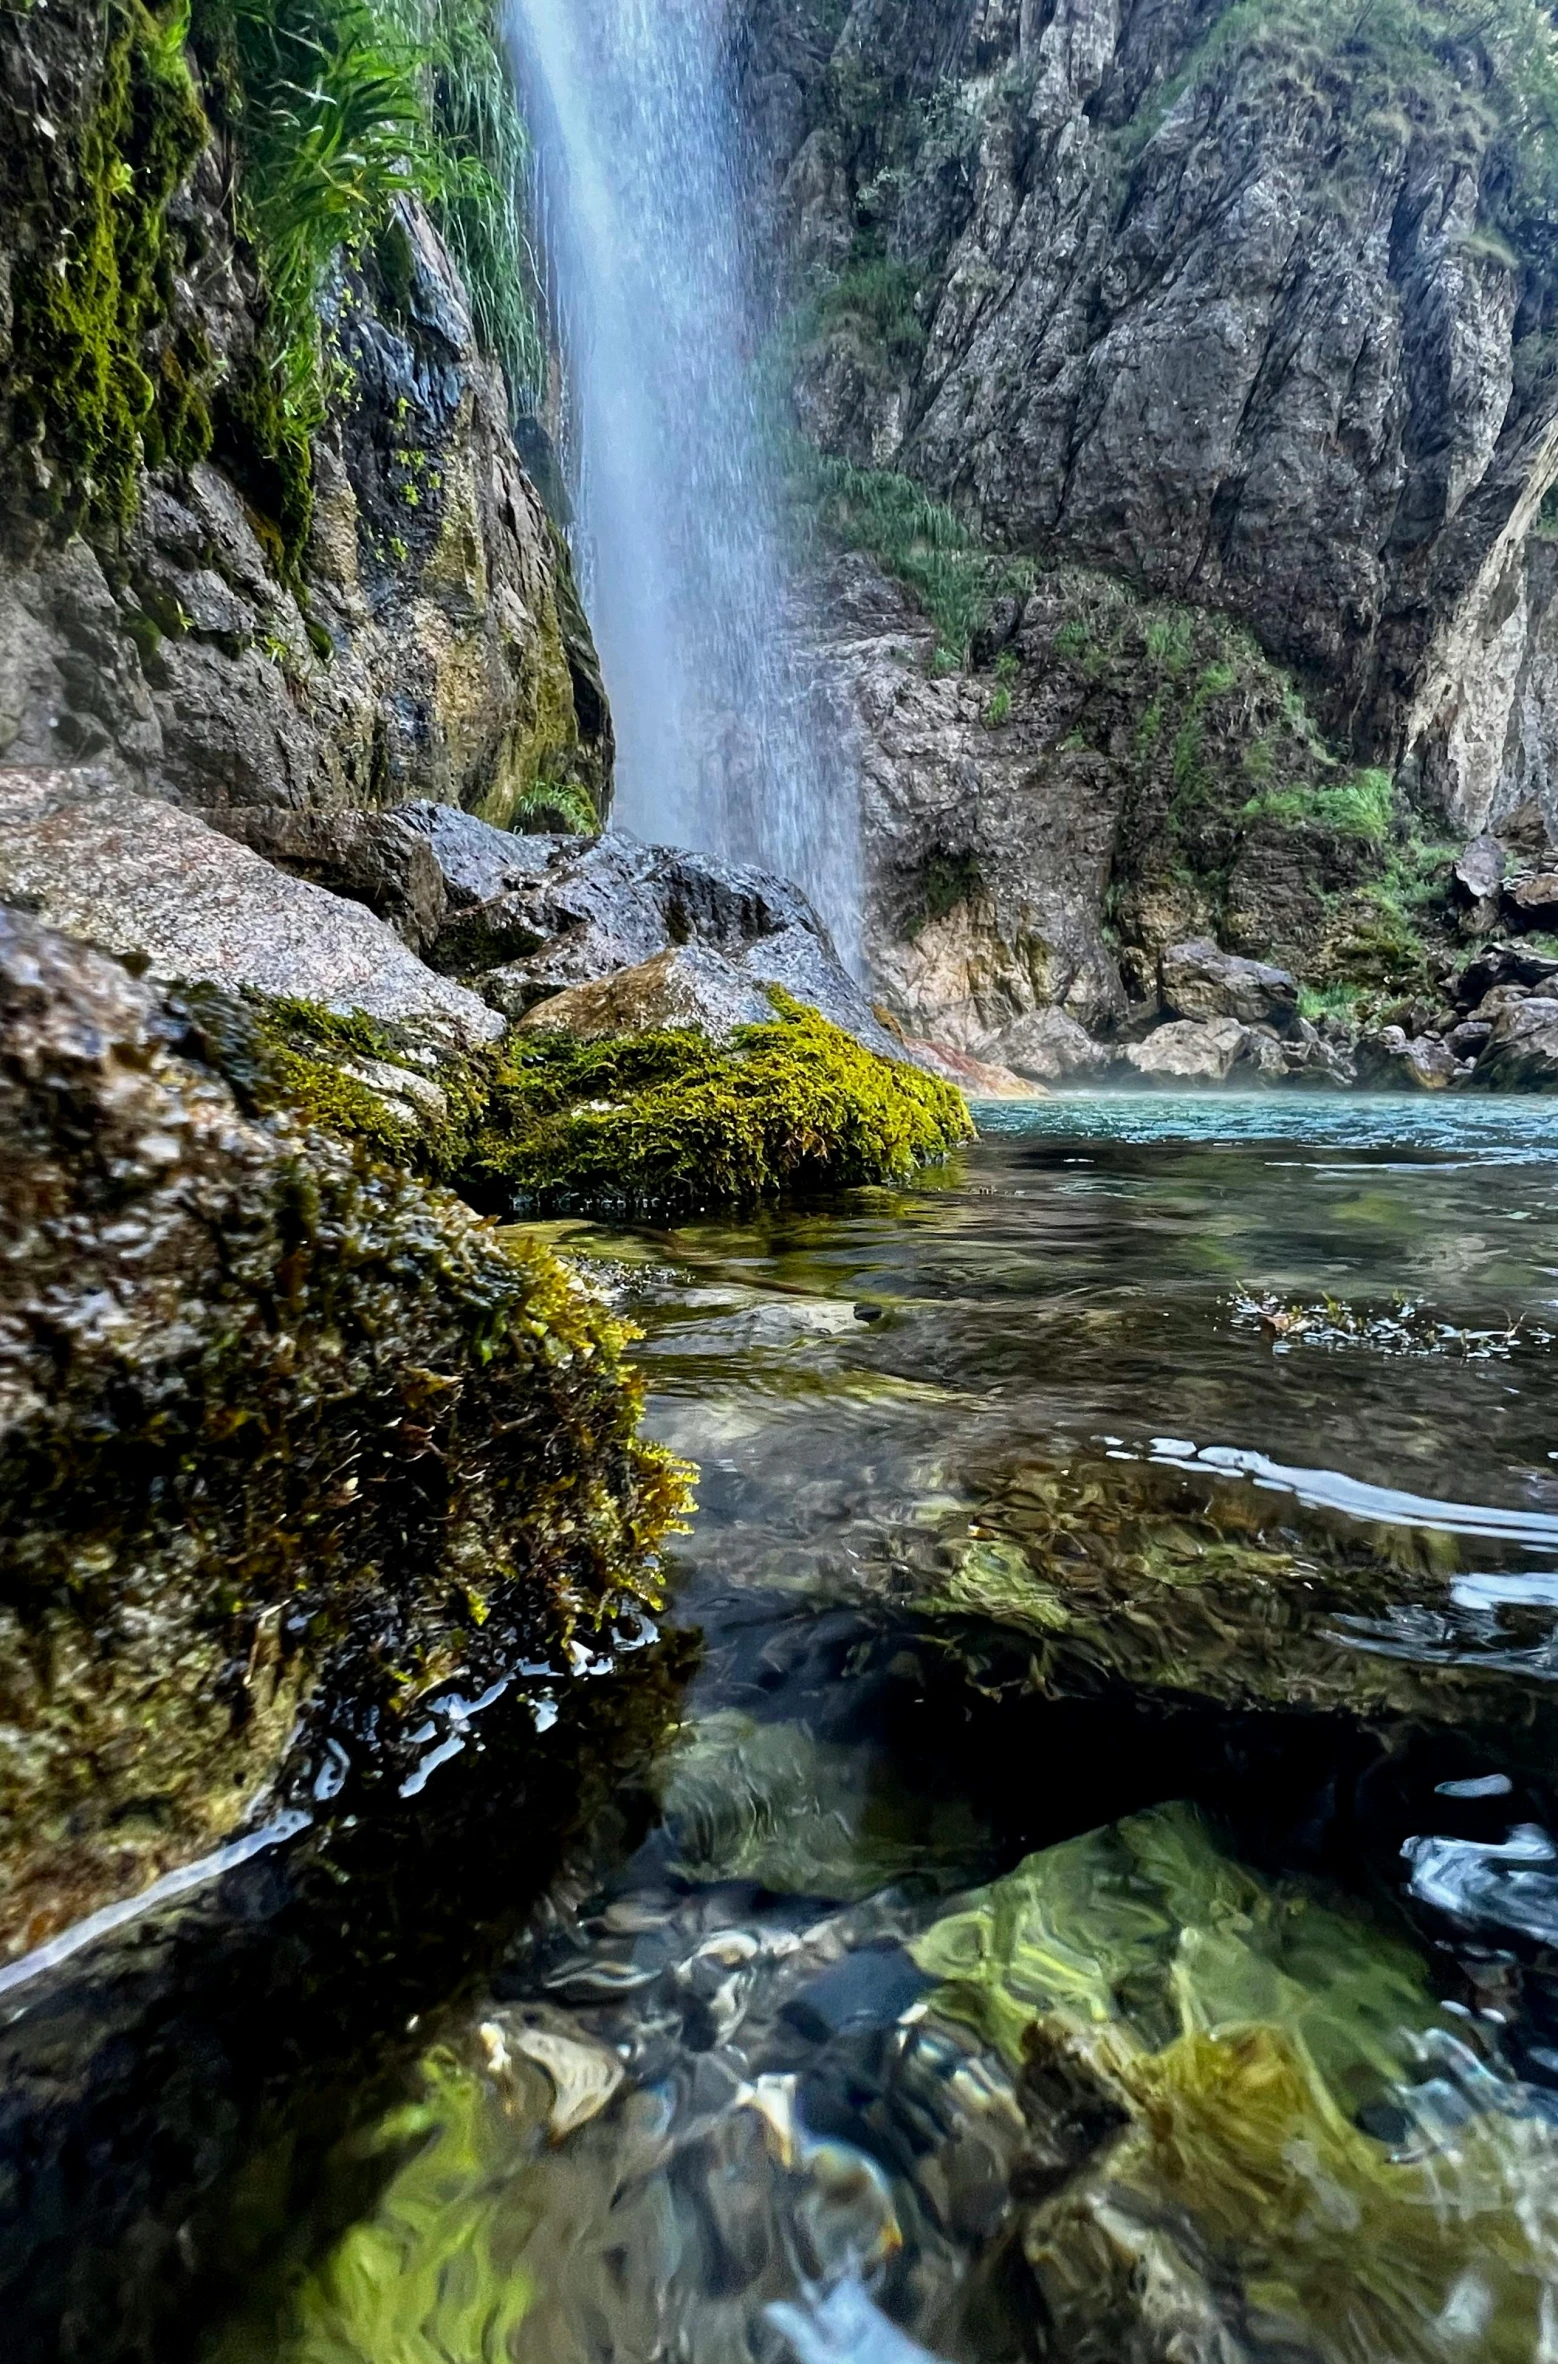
[518,946,778,1041]
[1158,940,1298,1034]
[197,805,450,954]
[0,0,609,825]
[0,909,681,1961]
[402,807,910,1061]
[1473,996,1558,1092]
[1120,1016,1248,1087]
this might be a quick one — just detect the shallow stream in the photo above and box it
[23,1093,1558,2363]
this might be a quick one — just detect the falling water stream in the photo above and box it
[507,0,861,963]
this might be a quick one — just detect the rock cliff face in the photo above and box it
[741,0,1558,798]
[737,0,1558,1046]
[0,0,610,825]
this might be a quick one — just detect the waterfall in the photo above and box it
[507,0,860,966]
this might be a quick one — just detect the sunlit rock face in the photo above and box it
[737,0,1558,797]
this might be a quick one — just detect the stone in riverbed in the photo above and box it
[1122,1016,1248,1084]
[0,768,502,1044]
[1159,939,1299,1032]
[995,1005,1107,1083]
[0,910,683,1961]
[412,817,907,1059]
[1354,1027,1462,1090]
[398,800,558,906]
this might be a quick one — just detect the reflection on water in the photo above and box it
[35,1094,1558,2361]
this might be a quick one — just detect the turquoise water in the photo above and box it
[976,1086,1558,1159]
[20,1095,1558,2363]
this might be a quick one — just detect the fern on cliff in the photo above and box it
[189,0,542,563]
[383,0,547,415]
[788,443,1033,668]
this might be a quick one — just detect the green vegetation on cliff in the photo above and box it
[1154,0,1558,264]
[789,442,1033,669]
[6,0,211,539]
[2,0,541,565]
[192,0,541,563]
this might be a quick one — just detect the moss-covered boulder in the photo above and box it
[0,911,687,1964]
[237,985,975,1214]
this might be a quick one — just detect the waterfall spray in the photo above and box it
[507,0,860,965]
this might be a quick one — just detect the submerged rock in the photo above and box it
[0,768,502,1044]
[911,1801,1554,2364]
[0,912,685,1961]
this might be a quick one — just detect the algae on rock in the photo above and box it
[235,985,975,1215]
[0,912,688,1961]
[912,1801,1558,2364]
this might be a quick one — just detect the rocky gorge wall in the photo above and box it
[0,0,610,826]
[739,0,1558,1062]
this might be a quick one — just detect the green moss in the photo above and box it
[902,847,984,938]
[7,0,210,539]
[467,994,973,1213]
[0,949,692,1954]
[472,583,596,830]
[205,987,970,1218]
[223,992,491,1178]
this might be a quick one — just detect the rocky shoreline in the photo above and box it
[986,933,1558,1095]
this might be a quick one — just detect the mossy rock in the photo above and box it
[469,993,974,1212]
[4,0,212,541]
[221,986,975,1215]
[0,913,689,1962]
